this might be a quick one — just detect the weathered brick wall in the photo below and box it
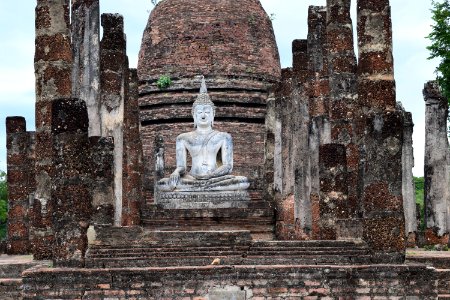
[271,0,409,254]
[22,265,437,299]
[6,117,35,254]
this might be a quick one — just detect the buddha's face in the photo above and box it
[193,104,214,128]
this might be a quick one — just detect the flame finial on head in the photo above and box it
[192,76,215,114]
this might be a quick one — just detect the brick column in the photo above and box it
[361,111,405,262]
[357,0,395,112]
[89,136,115,226]
[401,108,417,245]
[307,6,330,119]
[318,144,348,239]
[423,81,450,243]
[51,99,91,266]
[100,14,127,226]
[326,0,359,218]
[71,0,101,136]
[356,0,405,260]
[264,90,276,204]
[122,69,143,226]
[274,68,295,239]
[33,0,72,260]
[6,117,35,254]
[292,40,313,238]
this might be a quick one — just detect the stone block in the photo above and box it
[6,117,26,133]
[51,98,89,134]
[35,34,72,62]
[357,0,390,11]
[357,79,396,111]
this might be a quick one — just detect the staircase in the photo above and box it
[85,236,371,268]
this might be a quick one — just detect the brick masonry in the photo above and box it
[121,69,143,226]
[22,264,437,299]
[33,0,72,260]
[270,0,412,256]
[6,117,35,255]
[357,0,396,112]
[51,98,91,265]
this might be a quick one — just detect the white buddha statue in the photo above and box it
[157,78,249,192]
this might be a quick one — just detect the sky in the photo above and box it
[0,0,440,176]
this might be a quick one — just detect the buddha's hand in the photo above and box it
[169,171,180,189]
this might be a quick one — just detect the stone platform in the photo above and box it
[22,264,438,299]
[3,246,450,299]
[143,192,275,240]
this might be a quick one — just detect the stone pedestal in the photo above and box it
[156,191,250,209]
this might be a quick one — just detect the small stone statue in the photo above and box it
[158,77,249,192]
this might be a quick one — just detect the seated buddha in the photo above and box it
[157,78,249,192]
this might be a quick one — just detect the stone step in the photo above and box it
[142,207,274,220]
[0,278,22,300]
[85,254,373,268]
[438,269,450,296]
[89,233,366,252]
[87,245,367,254]
[86,236,371,268]
[0,255,51,278]
[87,249,369,259]
[92,227,256,247]
[252,240,366,248]
[406,255,450,269]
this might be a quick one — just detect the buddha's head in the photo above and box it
[192,77,215,129]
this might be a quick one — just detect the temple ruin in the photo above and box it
[3,0,450,298]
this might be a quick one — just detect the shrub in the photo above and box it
[156,75,172,90]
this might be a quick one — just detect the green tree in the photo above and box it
[414,176,425,230]
[0,171,7,240]
[427,0,450,101]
